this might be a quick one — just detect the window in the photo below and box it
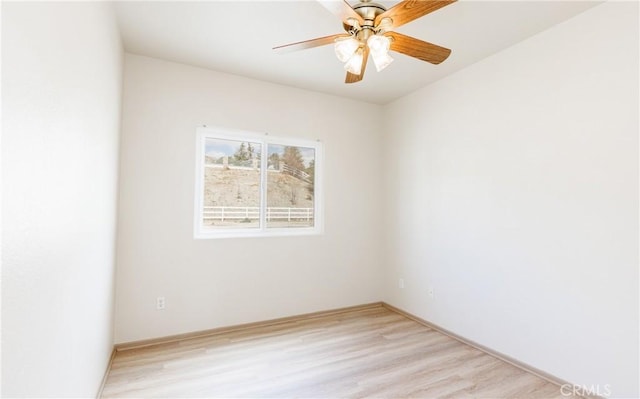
[194,127,323,238]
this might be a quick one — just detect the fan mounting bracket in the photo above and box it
[352,0,387,28]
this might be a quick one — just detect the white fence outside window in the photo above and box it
[203,206,314,222]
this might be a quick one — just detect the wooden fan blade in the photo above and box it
[386,31,451,64]
[345,46,369,84]
[345,72,360,83]
[273,33,349,53]
[375,0,456,28]
[317,0,365,26]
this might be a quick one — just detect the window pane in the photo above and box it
[266,144,315,228]
[202,138,261,229]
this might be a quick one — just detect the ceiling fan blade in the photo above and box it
[317,0,365,26]
[345,46,369,84]
[375,0,456,28]
[386,31,451,64]
[273,33,350,53]
[345,72,360,84]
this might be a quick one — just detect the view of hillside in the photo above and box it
[201,139,316,228]
[203,167,313,209]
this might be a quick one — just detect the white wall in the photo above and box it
[1,2,122,397]
[383,2,638,397]
[114,54,384,343]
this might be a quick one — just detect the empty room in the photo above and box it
[2,0,638,398]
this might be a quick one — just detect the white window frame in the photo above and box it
[194,126,324,239]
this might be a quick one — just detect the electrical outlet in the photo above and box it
[428,286,434,298]
[399,278,405,289]
[156,296,165,310]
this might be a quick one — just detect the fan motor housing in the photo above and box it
[353,1,386,24]
[343,1,387,32]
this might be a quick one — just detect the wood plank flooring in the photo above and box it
[102,306,566,398]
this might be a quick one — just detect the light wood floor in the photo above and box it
[102,306,566,398]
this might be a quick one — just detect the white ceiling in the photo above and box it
[114,1,600,104]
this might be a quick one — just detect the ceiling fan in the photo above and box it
[273,0,456,84]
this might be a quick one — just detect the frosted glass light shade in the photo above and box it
[367,34,391,55]
[344,50,363,75]
[371,51,394,72]
[334,37,360,62]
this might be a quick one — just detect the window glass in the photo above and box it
[195,127,322,239]
[266,145,315,228]
[202,138,261,229]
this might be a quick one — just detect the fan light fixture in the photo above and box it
[371,51,394,72]
[367,34,390,54]
[344,48,364,75]
[334,37,360,62]
[367,34,394,72]
[334,33,393,75]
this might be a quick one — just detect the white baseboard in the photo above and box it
[382,302,601,399]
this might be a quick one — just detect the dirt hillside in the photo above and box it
[204,168,313,208]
